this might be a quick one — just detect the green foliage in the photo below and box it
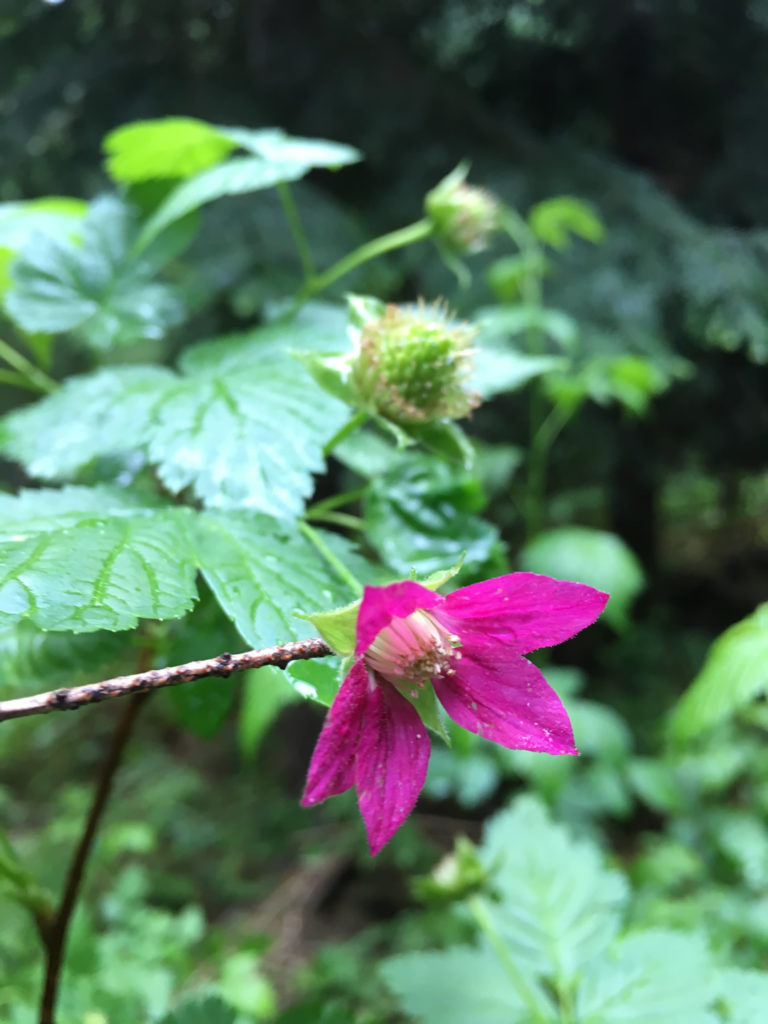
[671,603,768,741]
[520,527,645,630]
[0,198,86,296]
[0,487,197,632]
[528,197,605,250]
[4,197,186,347]
[364,453,498,575]
[104,118,238,183]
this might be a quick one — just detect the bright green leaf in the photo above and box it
[217,126,361,171]
[716,968,768,1024]
[160,997,236,1024]
[670,603,768,741]
[520,527,645,630]
[528,196,605,250]
[103,117,237,183]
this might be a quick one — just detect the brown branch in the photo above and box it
[39,693,148,1024]
[0,638,333,724]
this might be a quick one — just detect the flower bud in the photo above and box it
[425,163,501,254]
[350,301,480,426]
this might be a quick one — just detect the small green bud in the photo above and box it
[350,300,480,426]
[425,162,501,254]
[412,836,489,903]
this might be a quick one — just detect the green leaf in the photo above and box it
[294,350,357,405]
[380,946,528,1024]
[0,366,174,479]
[103,117,237,183]
[0,197,85,295]
[365,455,498,576]
[160,997,236,1024]
[138,156,309,247]
[476,305,579,351]
[528,196,605,250]
[306,597,360,657]
[0,486,197,631]
[0,326,350,518]
[575,930,714,1024]
[520,527,645,630]
[193,511,365,647]
[716,968,768,1024]
[147,358,347,517]
[670,603,768,741]
[4,196,185,347]
[218,126,361,171]
[480,796,628,981]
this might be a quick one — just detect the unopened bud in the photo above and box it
[350,301,480,426]
[425,163,501,254]
[412,836,489,903]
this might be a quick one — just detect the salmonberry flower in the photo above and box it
[302,574,608,854]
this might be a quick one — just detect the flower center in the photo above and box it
[365,609,461,688]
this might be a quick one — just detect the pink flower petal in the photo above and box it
[434,644,577,754]
[301,661,368,807]
[354,679,431,855]
[355,581,442,657]
[440,573,608,655]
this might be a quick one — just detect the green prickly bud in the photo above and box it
[349,301,480,426]
[425,162,501,254]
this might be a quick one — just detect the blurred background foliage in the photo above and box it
[1,1,768,1021]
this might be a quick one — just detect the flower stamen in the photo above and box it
[365,609,461,688]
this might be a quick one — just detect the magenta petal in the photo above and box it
[440,573,608,654]
[355,581,442,657]
[434,645,577,754]
[301,661,368,807]
[354,681,431,855]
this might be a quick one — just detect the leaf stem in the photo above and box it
[322,409,369,457]
[467,896,553,1024]
[276,181,315,282]
[292,217,434,312]
[298,520,363,596]
[307,486,367,517]
[0,338,57,393]
[305,510,365,531]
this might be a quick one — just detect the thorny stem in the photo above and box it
[39,693,149,1024]
[322,410,369,457]
[277,181,315,282]
[289,217,434,315]
[298,521,363,596]
[468,896,553,1024]
[0,338,57,393]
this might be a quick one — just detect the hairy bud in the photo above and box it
[350,301,480,426]
[425,163,501,254]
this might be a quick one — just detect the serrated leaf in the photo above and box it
[104,117,237,183]
[192,512,367,649]
[670,603,768,741]
[0,197,85,295]
[365,455,497,576]
[147,358,347,517]
[138,156,308,247]
[480,796,628,981]
[575,930,714,1024]
[0,327,350,518]
[160,997,236,1024]
[520,527,644,630]
[0,366,174,479]
[0,486,197,631]
[380,946,528,1024]
[4,196,186,347]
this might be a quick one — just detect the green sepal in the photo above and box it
[346,293,386,329]
[417,556,465,591]
[400,679,451,745]
[303,596,361,657]
[405,420,475,468]
[293,350,357,406]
